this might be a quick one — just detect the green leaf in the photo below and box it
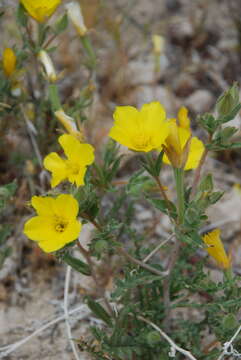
[147,197,177,219]
[62,253,91,275]
[209,191,224,204]
[222,314,238,330]
[54,13,68,34]
[16,4,28,27]
[86,297,113,326]
[198,174,213,192]
[0,247,12,269]
[218,103,241,124]
[0,225,11,246]
[216,83,240,118]
[198,113,218,134]
[214,127,239,144]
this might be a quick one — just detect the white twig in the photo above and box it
[143,233,175,263]
[64,265,81,360]
[20,104,43,166]
[217,323,241,360]
[0,304,90,358]
[138,315,198,360]
[200,218,238,234]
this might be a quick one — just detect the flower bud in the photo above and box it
[152,34,164,55]
[54,109,84,141]
[38,50,57,83]
[216,83,240,117]
[65,1,87,37]
[2,48,16,78]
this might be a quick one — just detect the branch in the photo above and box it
[0,304,91,358]
[138,315,198,360]
[217,323,241,360]
[143,233,175,263]
[64,266,81,360]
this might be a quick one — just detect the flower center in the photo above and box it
[132,133,152,150]
[66,161,79,175]
[53,216,68,233]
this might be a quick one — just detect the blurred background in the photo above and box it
[0,0,241,359]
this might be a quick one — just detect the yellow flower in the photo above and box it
[163,107,204,169]
[2,48,17,77]
[109,101,170,152]
[23,194,81,253]
[43,134,94,187]
[20,0,61,23]
[202,229,231,269]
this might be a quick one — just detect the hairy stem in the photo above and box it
[162,168,185,329]
[190,134,212,199]
[174,168,185,225]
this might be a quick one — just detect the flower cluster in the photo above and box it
[24,133,94,253]
[109,101,204,170]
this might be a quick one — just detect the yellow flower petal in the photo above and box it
[54,194,79,219]
[43,152,67,188]
[2,48,16,77]
[24,194,82,253]
[38,220,81,253]
[178,106,190,130]
[163,115,204,170]
[109,102,169,152]
[59,134,94,164]
[202,229,231,269]
[31,196,55,216]
[185,137,205,170]
[66,164,87,187]
[23,216,55,242]
[21,0,61,23]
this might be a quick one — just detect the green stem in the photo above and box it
[174,168,185,225]
[49,84,61,111]
[80,36,97,69]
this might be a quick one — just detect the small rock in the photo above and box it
[128,59,154,86]
[185,89,214,113]
[136,85,177,114]
[169,16,195,44]
[173,73,198,97]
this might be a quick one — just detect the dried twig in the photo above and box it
[0,304,91,358]
[64,265,81,360]
[138,315,198,360]
[143,233,175,263]
[217,324,241,360]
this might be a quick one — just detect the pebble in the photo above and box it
[185,89,214,113]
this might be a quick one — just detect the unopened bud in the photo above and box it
[152,34,164,55]
[2,48,17,78]
[65,1,87,37]
[216,83,240,117]
[55,109,84,141]
[38,50,57,83]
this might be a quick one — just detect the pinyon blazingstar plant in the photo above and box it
[1,2,241,360]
